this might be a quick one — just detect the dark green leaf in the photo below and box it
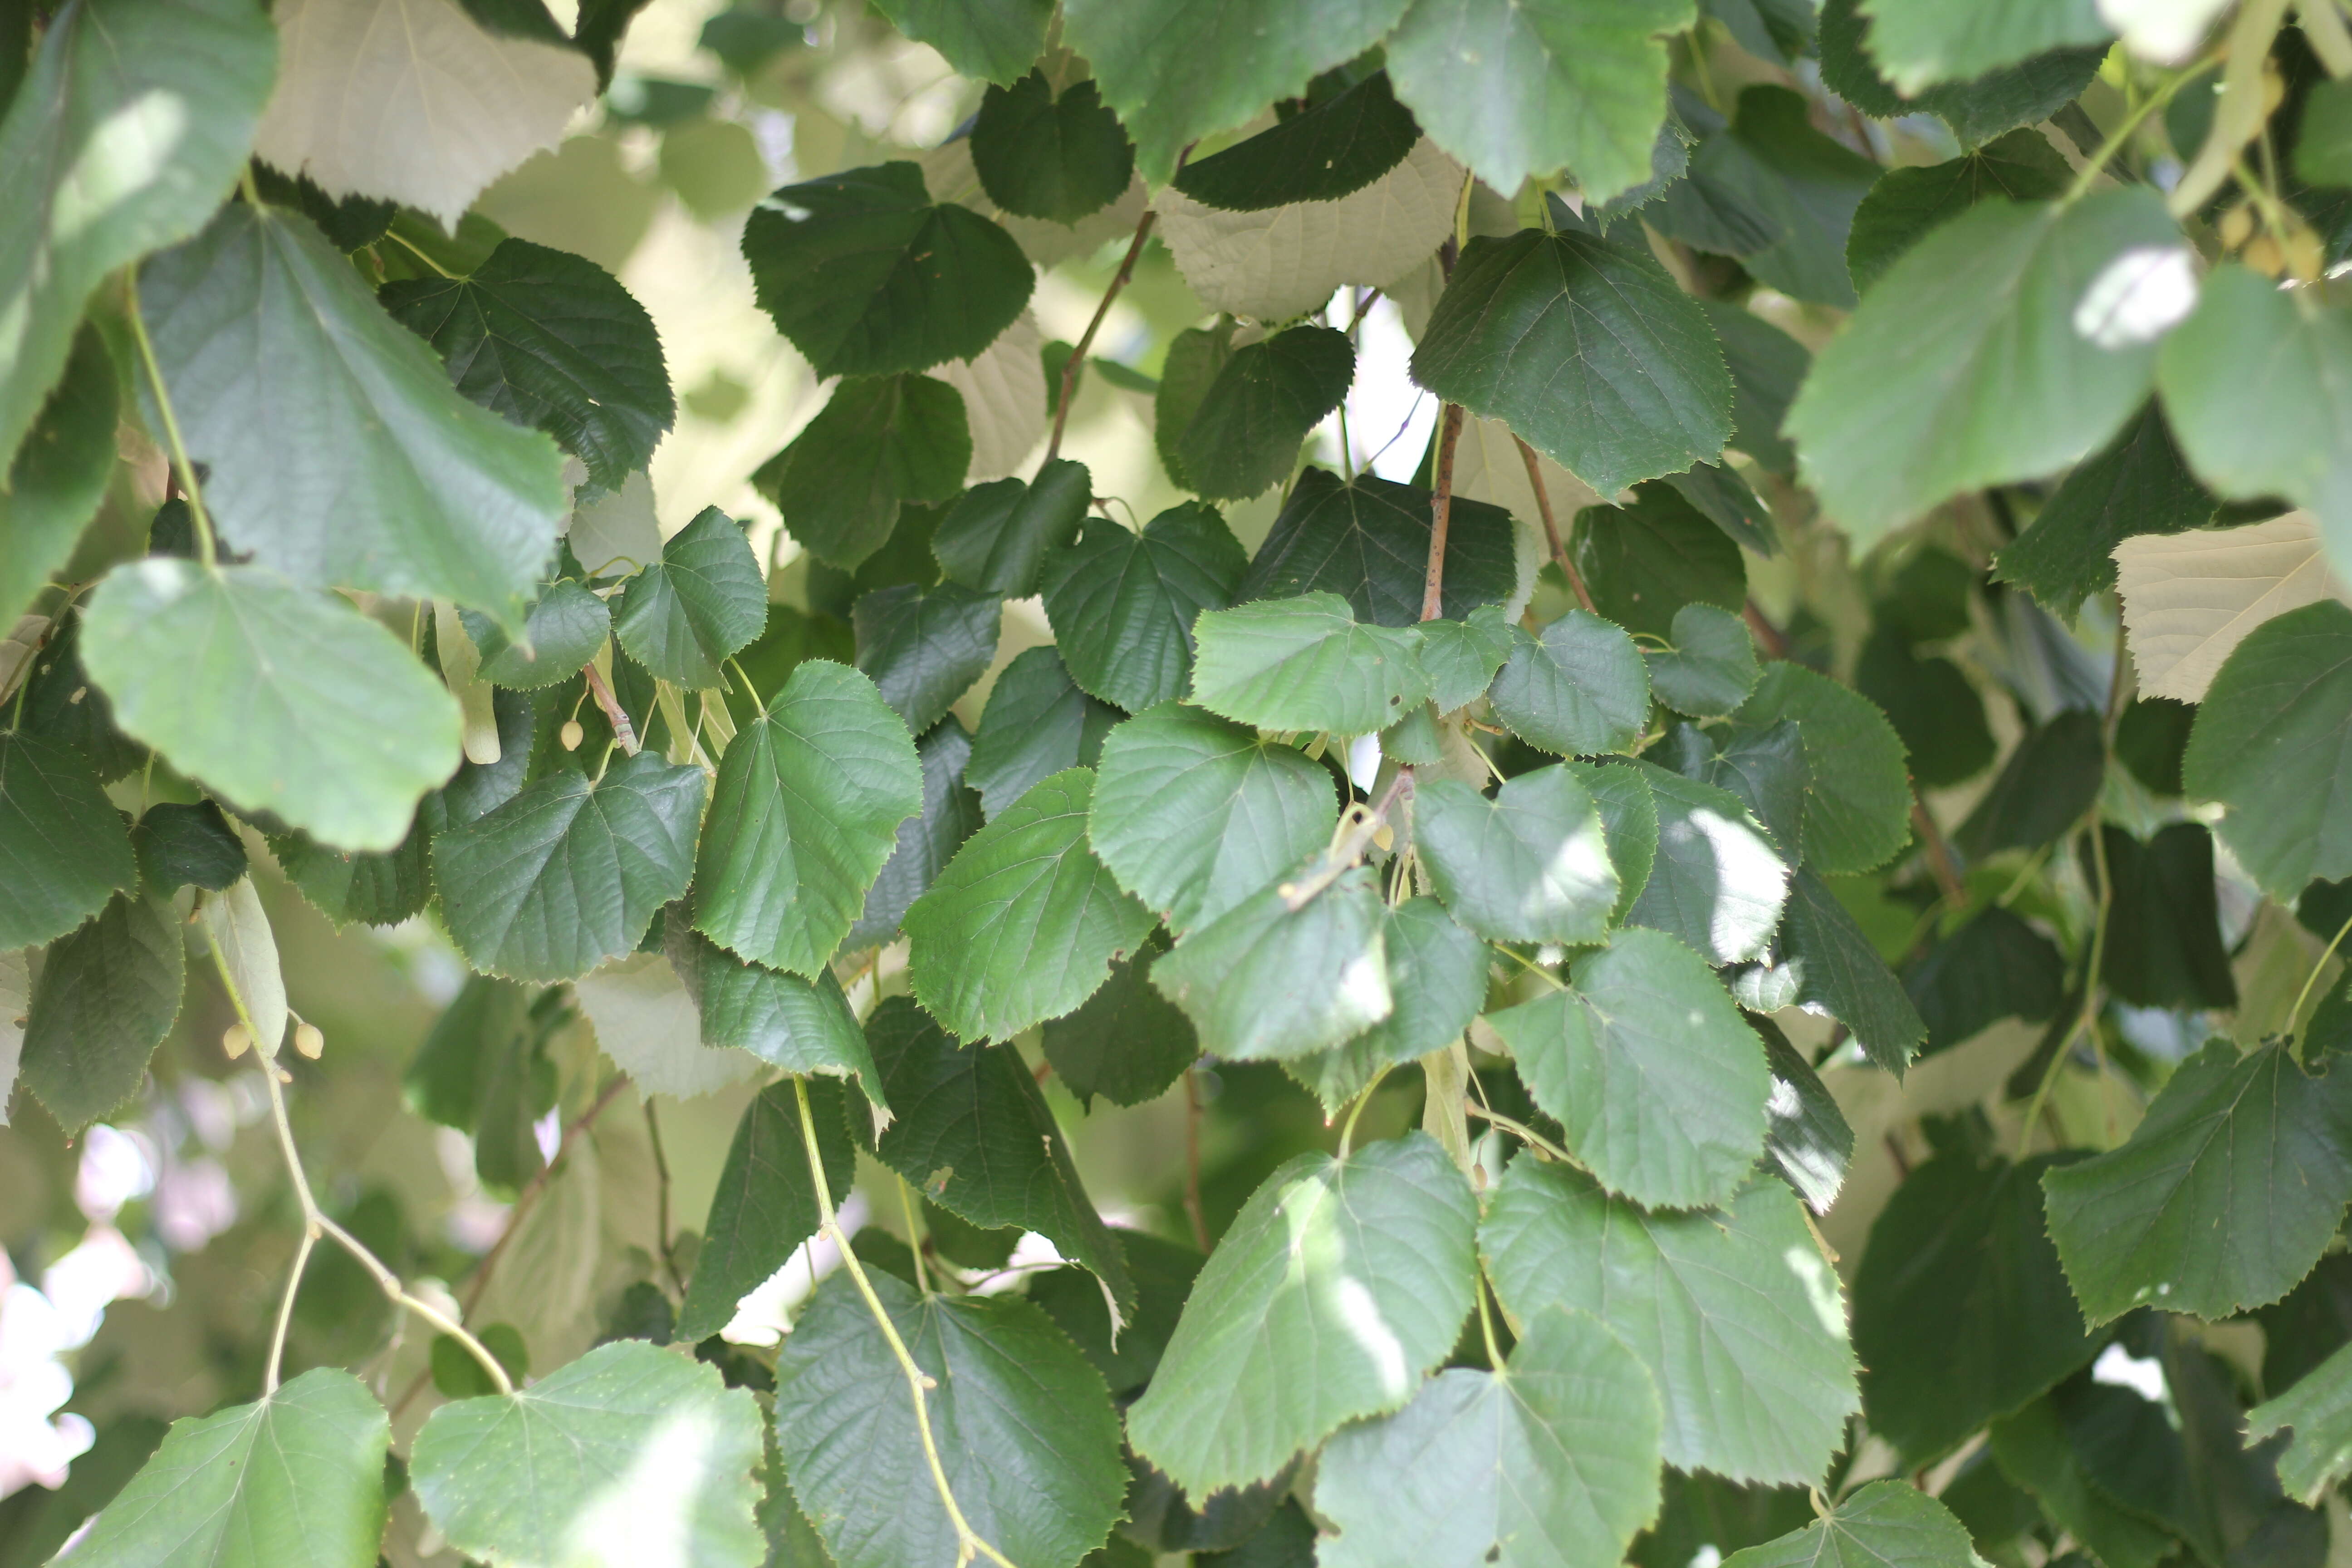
[757,373,972,571]
[1718,1480,1982,1568]
[2044,1038,2352,1324]
[1670,718,1806,858]
[1487,610,1651,757]
[81,561,461,853]
[1955,707,2105,858]
[434,750,706,982]
[1987,1398,2180,1568]
[1822,0,2104,150]
[1483,1160,1859,1486]
[1417,766,1618,944]
[1903,905,2065,1057]
[1852,1153,2101,1465]
[862,994,1133,1305]
[1647,602,1763,717]
[0,324,116,629]
[1177,326,1353,501]
[2181,599,2352,899]
[693,660,923,977]
[742,161,1035,378]
[931,458,1090,597]
[1854,629,1994,788]
[1573,485,1747,641]
[1627,763,1791,965]
[0,0,274,471]
[852,582,1000,735]
[381,236,672,492]
[1844,128,2072,295]
[903,767,1152,1040]
[1151,864,1391,1061]
[2114,696,2195,798]
[776,1268,1125,1568]
[1046,504,1249,713]
[1701,301,1808,475]
[403,975,557,1192]
[1124,1133,1478,1495]
[1492,927,1770,1209]
[1285,897,1490,1113]
[17,612,143,784]
[1189,591,1428,735]
[1411,228,1733,496]
[1173,71,1419,210]
[667,926,882,1094]
[1737,662,1912,875]
[1853,0,2110,92]
[965,645,1122,819]
[0,730,135,949]
[675,1076,855,1342]
[843,715,984,951]
[1032,1229,1202,1398]
[869,0,1050,84]
[19,892,183,1133]
[132,801,245,896]
[272,827,433,929]
[1239,467,1519,627]
[468,580,613,690]
[612,506,768,688]
[971,71,1134,222]
[1771,868,1925,1075]
[1755,1015,1853,1212]
[1155,319,1235,491]
[2099,822,2238,1010]
[140,205,567,620]
[1042,936,1198,1109]
[1698,87,1882,308]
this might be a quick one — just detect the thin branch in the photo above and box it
[1279,768,1414,910]
[1420,403,1467,622]
[582,661,640,755]
[1464,1102,1582,1170]
[2290,909,2352,1058]
[461,1075,629,1316]
[1911,798,1966,905]
[1045,207,1158,462]
[1743,600,1791,661]
[1515,436,1594,612]
[125,271,218,568]
[263,1226,316,1394]
[644,1098,684,1296]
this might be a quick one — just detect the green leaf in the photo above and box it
[1042,936,1200,1109]
[971,70,1134,222]
[1855,0,2110,93]
[931,458,1091,597]
[19,891,182,1133]
[1955,709,2104,858]
[1482,1160,1859,1485]
[411,1339,764,1568]
[675,1075,856,1341]
[2180,600,2352,898]
[1627,763,1790,965]
[1718,1479,1982,1568]
[852,582,1000,735]
[0,730,135,949]
[1316,1305,1664,1568]
[2100,822,2238,1010]
[1239,468,1522,627]
[1647,603,1762,717]
[1583,758,1661,922]
[1573,485,1746,641]
[903,767,1153,1040]
[57,1368,387,1568]
[1172,71,1420,210]
[743,162,1034,378]
[869,0,1049,83]
[843,714,984,951]
[1670,717,1807,858]
[1487,610,1651,757]
[1411,228,1733,496]
[1062,0,1409,185]
[2246,1339,2352,1506]
[1852,1153,2101,1466]
[1785,187,2185,550]
[966,645,1122,819]
[1901,906,2064,1057]
[1155,318,1236,490]
[1151,864,1392,1061]
[1844,129,2072,295]
[611,506,768,688]
[1046,503,1249,713]
[1286,896,1490,1112]
[775,1268,1126,1568]
[466,580,612,691]
[1177,326,1354,501]
[666,927,883,1096]
[1387,0,1691,200]
[1755,1016,1853,1213]
[435,750,706,982]
[271,827,433,929]
[1089,702,1338,932]
[1190,592,1429,735]
[1702,301,1808,475]
[1986,1398,2178,1568]
[0,324,116,628]
[1737,662,1911,876]
[1993,404,2219,617]
[1853,630,1994,789]
[693,660,923,976]
[758,373,972,571]
[141,205,569,620]
[1416,767,1618,943]
[2044,1038,2352,1324]
[1416,605,1516,712]
[1822,0,2104,150]
[132,801,246,896]
[381,237,673,492]
[1695,88,1881,307]
[861,994,1134,1304]
[81,561,462,853]
[1491,926,1769,1209]
[1125,1133,1478,1495]
[0,0,275,470]
[403,975,552,1183]
[1769,868,1925,1075]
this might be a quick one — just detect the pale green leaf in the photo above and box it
[1416,767,1618,944]
[1719,1479,1984,1568]
[199,876,286,1057]
[1855,0,2110,93]
[1416,605,1515,713]
[1044,503,1249,713]
[612,506,768,688]
[1286,897,1489,1112]
[2246,1339,2352,1506]
[1189,592,1429,736]
[1646,603,1762,717]
[1627,763,1790,965]
[1150,864,1392,1060]
[0,730,136,950]
[870,0,1050,84]
[1487,610,1651,757]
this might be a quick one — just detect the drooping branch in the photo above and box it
[1045,206,1158,463]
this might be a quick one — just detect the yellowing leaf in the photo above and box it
[573,952,763,1098]
[926,311,1046,482]
[2113,512,2351,701]
[255,0,598,226]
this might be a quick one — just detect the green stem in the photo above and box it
[2289,910,2352,1057]
[124,271,218,568]
[897,1175,935,1297]
[2067,52,2222,204]
[2017,820,2113,1158]
[1337,1066,1390,1157]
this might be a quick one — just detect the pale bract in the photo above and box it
[2113,511,2352,700]
[927,310,1047,482]
[573,952,763,1098]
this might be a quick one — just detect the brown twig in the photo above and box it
[1046,208,1158,462]
[1743,600,1791,661]
[1911,799,1966,905]
[582,661,639,755]
[644,1098,684,1296]
[1182,1068,1209,1251]
[1514,436,1594,613]
[1421,404,1467,622]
